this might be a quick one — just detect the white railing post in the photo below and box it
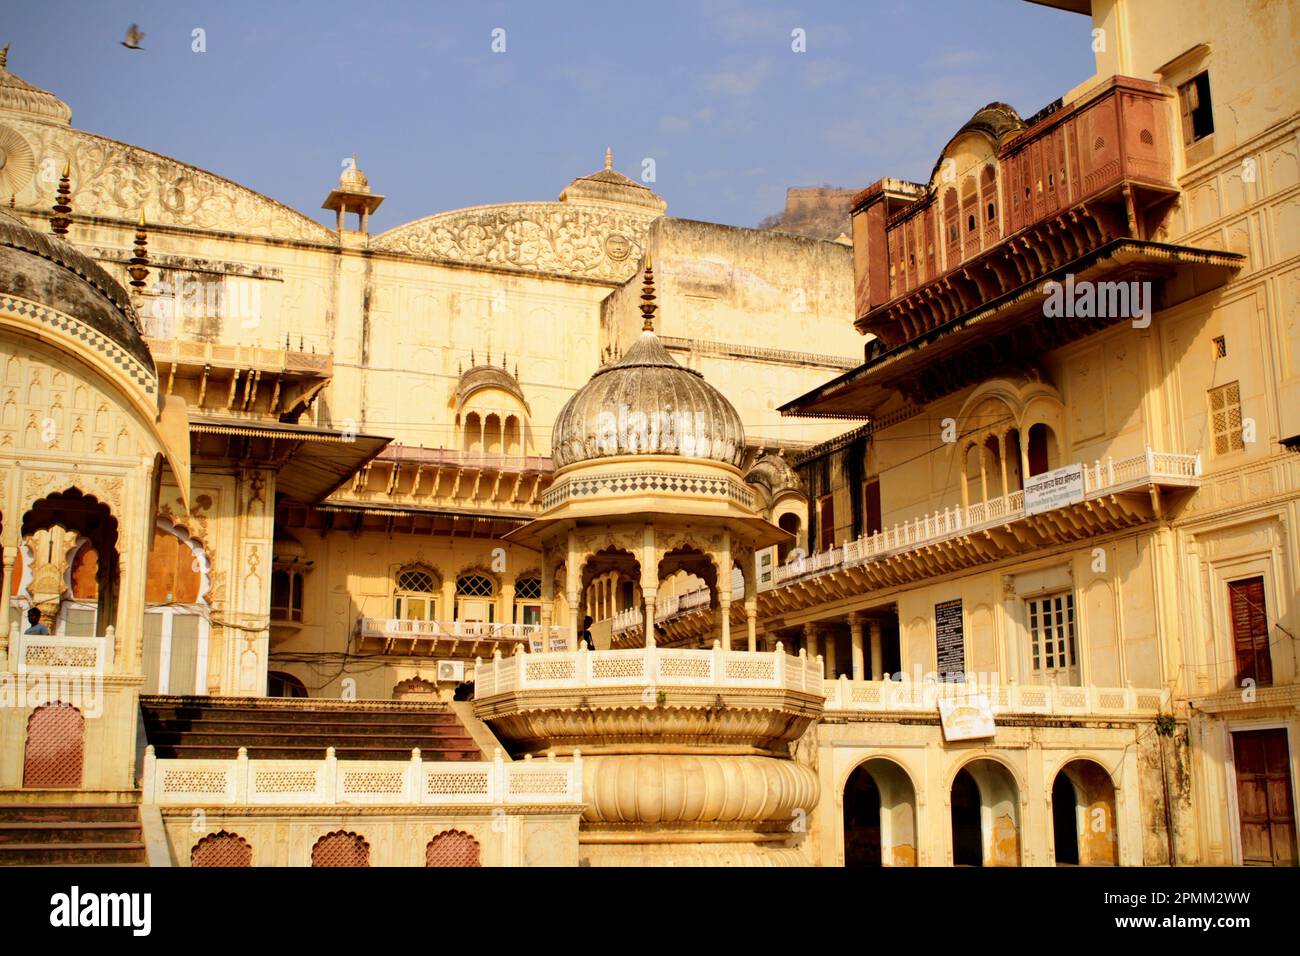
[492,747,506,804]
[578,640,590,687]
[1193,452,1202,477]
[408,748,423,804]
[104,625,116,669]
[712,639,724,682]
[774,642,786,688]
[1125,681,1137,713]
[572,749,583,802]
[142,745,157,803]
[1106,456,1115,485]
[1145,446,1155,476]
[235,747,250,803]
[322,746,337,803]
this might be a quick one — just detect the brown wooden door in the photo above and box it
[1232,729,1297,866]
[1228,577,1272,687]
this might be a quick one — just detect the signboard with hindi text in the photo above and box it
[1023,463,1085,516]
[934,598,965,677]
[938,695,996,741]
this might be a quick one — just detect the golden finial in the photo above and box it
[639,252,657,332]
[50,160,72,236]
[127,210,150,291]
[604,147,613,171]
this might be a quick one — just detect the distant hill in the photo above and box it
[758,186,857,242]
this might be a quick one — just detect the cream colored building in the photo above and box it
[0,0,1296,868]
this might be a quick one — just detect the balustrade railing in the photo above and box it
[357,618,555,642]
[141,745,582,806]
[474,643,825,697]
[771,448,1199,588]
[820,676,1170,716]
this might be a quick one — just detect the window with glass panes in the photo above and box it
[1028,592,1077,677]
[394,568,438,620]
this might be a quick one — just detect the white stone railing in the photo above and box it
[141,745,582,806]
[5,625,115,673]
[610,587,713,633]
[475,643,825,696]
[821,676,1170,716]
[772,448,1200,588]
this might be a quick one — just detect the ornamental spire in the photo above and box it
[0,44,9,70]
[604,147,613,171]
[127,210,150,291]
[50,160,72,236]
[639,252,657,332]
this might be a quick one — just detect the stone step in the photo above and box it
[0,842,147,866]
[0,803,140,824]
[0,821,143,845]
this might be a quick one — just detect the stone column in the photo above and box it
[643,589,657,648]
[0,551,13,642]
[959,443,970,510]
[824,628,837,677]
[745,599,757,653]
[849,612,865,680]
[718,590,732,650]
[223,467,276,695]
[804,622,820,661]
[998,432,1010,498]
[870,620,884,681]
[978,444,989,505]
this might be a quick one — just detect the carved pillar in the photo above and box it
[539,556,555,650]
[718,590,732,650]
[224,467,276,695]
[824,628,837,677]
[959,443,970,511]
[978,443,989,505]
[804,622,820,662]
[715,531,732,650]
[998,431,1010,498]
[869,619,884,681]
[849,612,865,680]
[565,532,580,652]
[1019,436,1032,485]
[745,599,757,653]
[641,524,658,648]
[0,552,13,644]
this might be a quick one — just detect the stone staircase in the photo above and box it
[139,696,484,761]
[0,802,147,866]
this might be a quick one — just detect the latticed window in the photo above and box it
[515,577,541,600]
[425,829,481,867]
[457,574,495,597]
[311,830,369,867]
[1209,381,1244,455]
[394,567,438,620]
[1028,592,1077,679]
[191,831,253,867]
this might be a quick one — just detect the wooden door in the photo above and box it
[1232,729,1297,866]
[1228,577,1272,687]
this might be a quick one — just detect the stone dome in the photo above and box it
[0,46,73,127]
[339,158,370,193]
[551,260,744,469]
[0,207,154,372]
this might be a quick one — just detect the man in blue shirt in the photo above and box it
[24,607,50,635]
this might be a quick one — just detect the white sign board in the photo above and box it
[1023,463,1084,516]
[938,695,996,741]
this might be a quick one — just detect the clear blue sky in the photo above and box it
[5,1,1095,233]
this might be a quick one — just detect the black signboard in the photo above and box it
[935,598,965,678]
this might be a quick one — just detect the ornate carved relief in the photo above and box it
[372,202,657,281]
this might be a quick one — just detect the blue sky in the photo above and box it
[5,1,1095,232]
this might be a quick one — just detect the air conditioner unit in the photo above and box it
[436,659,466,683]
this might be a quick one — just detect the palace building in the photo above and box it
[0,0,1296,867]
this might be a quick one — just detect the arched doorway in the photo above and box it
[1052,773,1080,865]
[267,671,308,699]
[425,829,481,867]
[191,831,253,867]
[23,702,84,788]
[142,521,210,695]
[22,489,119,635]
[311,830,369,867]
[1053,759,1118,866]
[951,768,983,866]
[951,759,1021,867]
[844,758,918,867]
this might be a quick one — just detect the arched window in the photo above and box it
[267,671,308,698]
[191,831,253,867]
[483,414,502,454]
[463,412,481,452]
[425,829,481,867]
[504,416,521,456]
[58,537,99,636]
[142,521,210,696]
[311,831,369,867]
[23,702,84,788]
[394,567,439,620]
[455,573,496,623]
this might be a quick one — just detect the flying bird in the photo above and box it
[121,24,145,50]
